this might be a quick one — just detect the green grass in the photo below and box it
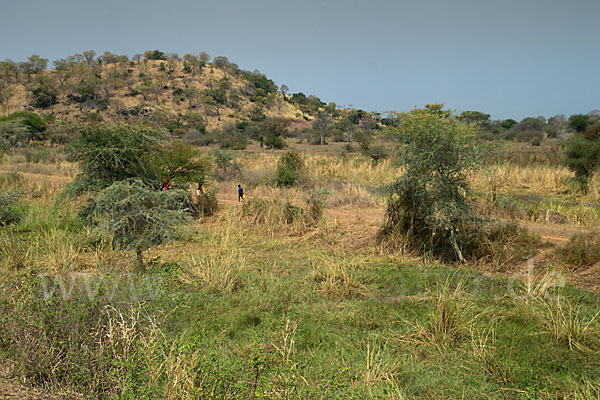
[1,181,600,399]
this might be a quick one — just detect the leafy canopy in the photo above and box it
[67,123,164,193]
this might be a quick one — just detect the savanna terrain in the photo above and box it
[1,52,600,399]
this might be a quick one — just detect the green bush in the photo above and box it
[0,190,26,226]
[0,111,47,133]
[379,105,485,262]
[564,134,600,192]
[264,134,287,149]
[276,151,304,187]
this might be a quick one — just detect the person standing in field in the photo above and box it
[238,184,244,202]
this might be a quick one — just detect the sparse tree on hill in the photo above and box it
[280,84,289,100]
[199,52,210,64]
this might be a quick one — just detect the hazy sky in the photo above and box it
[1,0,598,120]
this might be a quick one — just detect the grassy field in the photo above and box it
[1,141,600,399]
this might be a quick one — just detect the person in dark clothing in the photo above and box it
[238,184,244,202]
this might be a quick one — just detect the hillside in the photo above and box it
[0,51,326,131]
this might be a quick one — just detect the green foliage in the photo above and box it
[262,117,290,149]
[564,134,600,192]
[0,111,47,132]
[0,120,33,149]
[569,114,592,132]
[380,106,484,262]
[93,179,193,266]
[242,70,277,102]
[0,111,48,149]
[152,140,211,186]
[276,151,304,187]
[30,86,58,108]
[144,49,167,61]
[66,123,164,194]
[500,118,518,129]
[0,189,26,226]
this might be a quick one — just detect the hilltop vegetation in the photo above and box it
[0,50,329,131]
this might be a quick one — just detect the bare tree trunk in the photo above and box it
[136,249,145,272]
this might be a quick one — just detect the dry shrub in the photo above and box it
[311,254,369,299]
[478,222,541,271]
[362,339,403,390]
[192,190,219,217]
[400,275,482,349]
[328,184,378,208]
[534,296,600,353]
[554,231,600,271]
[179,252,244,294]
[242,196,324,235]
[469,327,514,386]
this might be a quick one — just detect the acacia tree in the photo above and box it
[380,105,484,262]
[152,140,211,186]
[93,179,193,269]
[67,123,164,194]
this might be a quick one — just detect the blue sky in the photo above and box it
[1,0,598,120]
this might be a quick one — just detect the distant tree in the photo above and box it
[98,51,118,64]
[213,56,229,69]
[0,121,32,150]
[0,111,47,134]
[144,50,167,61]
[82,50,97,65]
[0,81,12,105]
[313,113,332,145]
[458,111,490,125]
[249,105,266,122]
[280,84,289,100]
[500,119,517,130]
[262,117,290,149]
[30,86,58,109]
[546,114,568,138]
[23,55,48,74]
[584,122,600,141]
[199,52,210,64]
[516,117,546,132]
[0,60,20,83]
[569,114,592,133]
[564,134,600,192]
